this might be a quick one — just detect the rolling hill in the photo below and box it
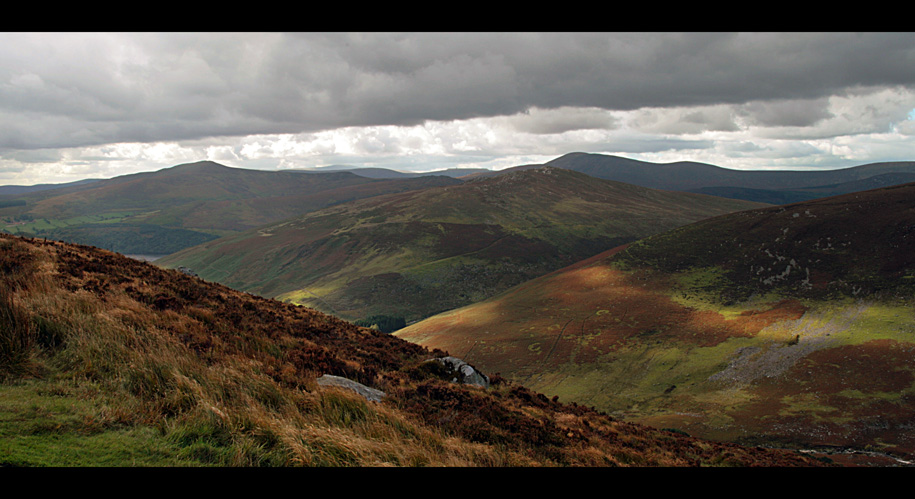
[396,182,915,465]
[157,167,766,324]
[546,152,915,191]
[462,152,915,205]
[0,233,823,467]
[297,165,491,179]
[0,161,461,255]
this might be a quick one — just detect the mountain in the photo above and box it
[0,178,101,196]
[0,161,461,255]
[298,165,492,179]
[296,165,415,178]
[0,233,823,467]
[525,152,915,205]
[158,167,766,324]
[395,182,915,465]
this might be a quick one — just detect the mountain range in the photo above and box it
[0,161,460,254]
[157,166,764,323]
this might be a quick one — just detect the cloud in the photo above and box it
[4,32,915,152]
[3,32,915,184]
[748,86,915,140]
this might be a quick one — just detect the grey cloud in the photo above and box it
[502,107,618,135]
[0,148,64,164]
[592,136,716,155]
[628,105,740,134]
[738,98,833,127]
[3,32,915,150]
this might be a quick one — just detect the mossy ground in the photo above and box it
[0,379,210,466]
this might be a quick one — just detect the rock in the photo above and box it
[431,356,490,389]
[177,266,197,277]
[316,374,385,402]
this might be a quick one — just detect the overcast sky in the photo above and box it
[2,32,915,185]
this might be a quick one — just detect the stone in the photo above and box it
[431,356,490,389]
[316,374,385,402]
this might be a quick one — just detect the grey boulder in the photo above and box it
[316,374,385,402]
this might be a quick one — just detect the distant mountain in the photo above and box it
[158,166,766,324]
[539,152,915,203]
[0,161,461,255]
[297,166,492,179]
[0,178,101,196]
[688,171,915,204]
[0,233,822,467]
[296,165,416,179]
[396,181,915,464]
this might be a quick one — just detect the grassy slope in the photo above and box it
[159,167,766,322]
[0,234,823,467]
[396,183,915,462]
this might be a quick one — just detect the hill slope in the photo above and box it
[0,234,822,467]
[0,161,460,255]
[158,167,766,323]
[396,183,915,464]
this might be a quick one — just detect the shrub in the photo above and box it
[353,315,406,334]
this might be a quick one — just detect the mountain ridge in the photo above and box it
[544,152,915,193]
[0,161,462,255]
[158,166,766,323]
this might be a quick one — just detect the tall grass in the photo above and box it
[0,285,34,380]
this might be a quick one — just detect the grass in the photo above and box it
[1,212,137,235]
[160,167,764,323]
[0,379,210,467]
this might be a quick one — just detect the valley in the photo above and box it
[157,166,764,323]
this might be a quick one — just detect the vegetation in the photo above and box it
[160,167,765,323]
[397,183,915,464]
[0,234,822,466]
[0,161,461,256]
[353,315,407,333]
[0,199,26,209]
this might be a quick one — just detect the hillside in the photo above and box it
[0,161,460,255]
[396,183,915,465]
[0,178,101,196]
[158,167,766,324]
[0,233,823,467]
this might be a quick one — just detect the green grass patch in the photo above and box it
[0,379,206,467]
[2,212,137,235]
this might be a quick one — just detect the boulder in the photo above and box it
[316,374,385,402]
[431,356,490,389]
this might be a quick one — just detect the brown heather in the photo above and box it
[0,234,825,466]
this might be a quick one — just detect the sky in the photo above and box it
[2,32,915,185]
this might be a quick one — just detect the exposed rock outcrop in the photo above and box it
[431,356,490,388]
[316,374,386,402]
